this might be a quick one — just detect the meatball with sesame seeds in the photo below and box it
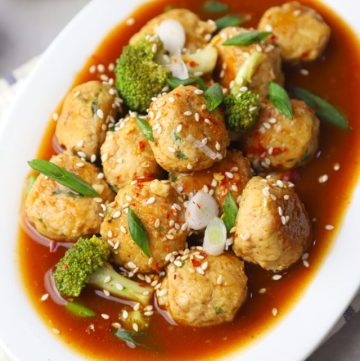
[100,179,188,273]
[100,116,163,191]
[242,99,320,171]
[157,250,247,327]
[171,150,253,207]
[258,2,331,63]
[148,85,229,173]
[233,176,311,271]
[211,27,284,97]
[55,81,120,160]
[25,152,114,242]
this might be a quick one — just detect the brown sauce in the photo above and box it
[19,0,360,360]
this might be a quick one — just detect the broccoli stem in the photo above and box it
[87,264,153,306]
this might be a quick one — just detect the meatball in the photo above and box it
[100,179,188,273]
[233,176,311,271]
[258,2,331,63]
[148,85,229,173]
[100,116,163,191]
[55,81,119,159]
[130,9,216,52]
[172,150,253,207]
[242,99,320,170]
[157,250,247,327]
[25,152,114,242]
[211,27,284,97]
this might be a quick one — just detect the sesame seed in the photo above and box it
[225,172,233,179]
[108,63,115,72]
[103,275,112,283]
[112,322,121,329]
[101,313,110,320]
[300,69,309,76]
[176,124,182,133]
[126,17,135,26]
[52,328,60,335]
[201,138,208,145]
[272,274,282,281]
[116,283,124,290]
[168,146,176,153]
[127,261,137,269]
[184,111,192,116]
[217,274,223,285]
[40,293,49,302]
[132,323,139,332]
[168,96,175,103]
[103,289,110,297]
[90,154,97,163]
[318,174,328,184]
[155,218,160,228]
[303,260,310,268]
[97,64,105,73]
[157,288,168,297]
[196,267,205,275]
[194,113,200,121]
[112,210,121,219]
[272,308,278,317]
[259,288,267,294]
[133,303,140,311]
[120,225,127,234]
[89,65,96,73]
[122,310,129,319]
[333,163,340,171]
[325,224,335,230]
[194,89,203,95]
[146,197,156,205]
[75,162,84,168]
[201,261,208,270]
[96,109,104,119]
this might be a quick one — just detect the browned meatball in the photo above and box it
[25,152,114,241]
[242,99,320,171]
[211,27,284,97]
[157,250,248,327]
[100,116,163,191]
[100,179,188,273]
[148,85,229,173]
[55,81,120,160]
[172,150,253,207]
[130,9,216,52]
[233,176,311,271]
[258,2,331,63]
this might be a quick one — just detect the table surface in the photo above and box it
[0,0,359,360]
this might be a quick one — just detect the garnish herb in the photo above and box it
[176,151,187,160]
[291,87,350,129]
[28,159,99,197]
[136,117,154,142]
[26,175,37,195]
[202,1,229,13]
[215,14,246,30]
[65,302,96,318]
[114,329,149,349]
[222,192,238,232]
[91,98,99,116]
[167,77,207,91]
[172,129,182,143]
[169,173,177,182]
[223,31,272,46]
[204,83,224,112]
[268,81,293,119]
[128,207,151,257]
[215,306,225,314]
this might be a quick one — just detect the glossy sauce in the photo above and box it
[19,0,360,360]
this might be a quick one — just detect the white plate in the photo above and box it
[0,0,359,360]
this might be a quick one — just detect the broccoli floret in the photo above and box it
[119,308,150,332]
[115,38,169,113]
[53,236,153,305]
[224,51,264,132]
[224,90,260,132]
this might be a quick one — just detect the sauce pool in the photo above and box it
[19,0,360,360]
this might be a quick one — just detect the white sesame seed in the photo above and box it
[103,289,110,297]
[75,162,84,168]
[116,283,124,290]
[196,267,205,275]
[272,308,278,317]
[112,210,121,219]
[259,288,267,294]
[272,274,282,281]
[146,197,156,205]
[90,154,97,163]
[201,261,208,270]
[133,303,140,311]
[333,163,340,171]
[184,111,192,116]
[168,96,175,103]
[112,322,121,329]
[225,172,233,179]
[127,261,137,269]
[122,310,129,319]
[194,89,203,95]
[132,323,139,332]
[303,260,310,268]
[126,17,135,26]
[52,328,61,335]
[120,225,127,234]
[40,293,49,302]
[168,146,176,153]
[89,65,96,73]
[215,142,221,151]
[176,124,182,133]
[194,112,200,122]
[101,313,110,320]
[318,174,328,184]
[300,69,309,76]
[97,64,105,73]
[96,109,104,119]
[216,274,223,285]
[325,224,335,230]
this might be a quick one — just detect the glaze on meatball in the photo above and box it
[100,179,188,273]
[157,250,248,327]
[55,81,120,159]
[148,85,229,173]
[172,150,253,207]
[211,27,284,97]
[100,116,163,191]
[233,176,311,271]
[25,152,114,242]
[258,2,331,63]
[242,99,320,171]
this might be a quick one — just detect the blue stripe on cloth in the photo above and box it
[4,73,17,85]
[344,305,356,322]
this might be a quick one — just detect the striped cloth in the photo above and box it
[0,58,360,360]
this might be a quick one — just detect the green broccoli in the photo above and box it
[53,236,153,305]
[224,51,265,132]
[115,38,170,113]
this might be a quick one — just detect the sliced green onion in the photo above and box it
[136,116,154,141]
[222,192,238,232]
[28,159,99,197]
[167,77,207,91]
[223,31,271,46]
[128,207,150,257]
[114,329,149,348]
[65,302,96,318]
[215,14,246,30]
[26,175,37,195]
[291,87,350,129]
[204,83,224,112]
[203,1,229,13]
[203,217,227,255]
[268,81,293,119]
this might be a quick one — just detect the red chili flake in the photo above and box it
[280,170,301,183]
[173,274,177,280]
[271,147,286,156]
[191,259,201,268]
[138,141,145,151]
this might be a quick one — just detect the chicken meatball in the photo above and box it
[157,250,247,327]
[130,9,216,52]
[25,152,114,242]
[172,150,253,207]
[258,2,331,63]
[148,85,229,173]
[233,176,311,271]
[100,179,188,273]
[243,99,320,170]
[211,27,284,97]
[55,81,119,159]
[100,116,163,191]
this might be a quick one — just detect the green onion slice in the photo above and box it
[215,14,246,30]
[203,217,227,256]
[268,81,293,119]
[136,116,154,141]
[204,83,224,112]
[222,192,238,232]
[128,207,150,257]
[28,159,99,197]
[223,31,271,46]
[65,302,96,318]
[203,1,229,13]
[167,77,207,91]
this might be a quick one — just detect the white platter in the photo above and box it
[0,0,359,360]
